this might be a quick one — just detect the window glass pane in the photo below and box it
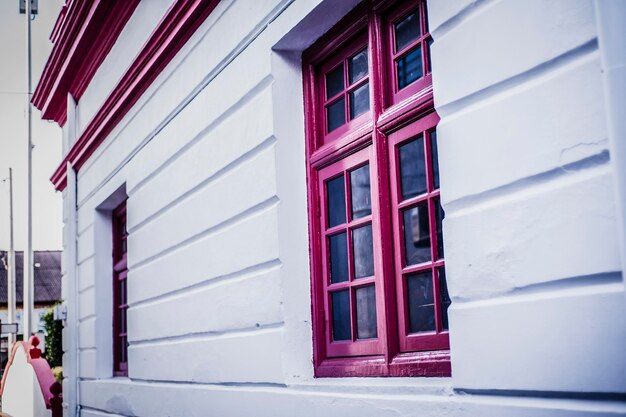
[435,198,444,259]
[119,278,126,305]
[430,129,440,190]
[348,48,368,85]
[395,10,420,52]
[350,164,371,220]
[327,98,346,133]
[352,224,374,279]
[406,271,435,333]
[438,267,451,330]
[398,135,427,199]
[397,46,422,89]
[356,285,377,339]
[332,290,351,341]
[403,202,431,265]
[120,307,126,334]
[329,232,349,283]
[426,38,433,73]
[119,336,127,362]
[326,176,346,228]
[326,64,344,98]
[349,82,370,119]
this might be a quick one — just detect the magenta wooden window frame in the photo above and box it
[303,0,450,378]
[112,202,128,377]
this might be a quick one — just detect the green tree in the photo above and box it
[41,307,63,367]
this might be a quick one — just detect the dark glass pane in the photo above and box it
[395,10,420,52]
[397,46,422,89]
[332,290,351,341]
[356,285,377,339]
[398,135,427,199]
[427,38,433,73]
[329,232,349,283]
[435,198,444,259]
[327,98,346,132]
[348,48,368,84]
[119,278,127,305]
[119,337,127,362]
[403,202,431,265]
[430,129,440,189]
[353,224,374,279]
[406,271,435,333]
[350,164,371,220]
[120,307,127,333]
[349,82,370,119]
[326,64,344,98]
[326,176,346,228]
[438,267,451,330]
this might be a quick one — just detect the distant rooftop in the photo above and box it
[0,251,62,305]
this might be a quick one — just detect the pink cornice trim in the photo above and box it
[32,0,141,125]
[0,336,57,409]
[50,0,221,192]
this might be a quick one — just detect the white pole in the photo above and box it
[8,168,16,350]
[23,0,34,337]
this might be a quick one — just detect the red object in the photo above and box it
[303,0,450,377]
[112,201,129,376]
[50,382,63,417]
[40,0,222,191]
[0,336,60,410]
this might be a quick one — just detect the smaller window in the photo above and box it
[112,201,128,376]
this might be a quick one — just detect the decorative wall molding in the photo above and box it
[37,0,221,191]
[32,0,141,125]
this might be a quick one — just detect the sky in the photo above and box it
[0,0,65,250]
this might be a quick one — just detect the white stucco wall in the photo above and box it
[59,0,626,416]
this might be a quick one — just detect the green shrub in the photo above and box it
[41,307,63,367]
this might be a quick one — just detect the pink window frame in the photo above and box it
[387,112,449,353]
[303,0,450,378]
[384,0,433,107]
[112,202,128,377]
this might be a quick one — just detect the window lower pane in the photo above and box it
[326,175,346,227]
[356,285,377,339]
[350,164,372,220]
[398,135,427,199]
[439,267,451,330]
[397,46,422,89]
[434,198,444,259]
[329,232,349,283]
[403,202,431,265]
[406,271,435,333]
[327,98,346,132]
[352,224,374,279]
[332,290,351,341]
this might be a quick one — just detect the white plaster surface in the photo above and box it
[1,347,50,417]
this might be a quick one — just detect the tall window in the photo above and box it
[112,201,128,376]
[303,0,450,377]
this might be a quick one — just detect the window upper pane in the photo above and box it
[348,48,368,85]
[326,64,344,98]
[395,9,420,52]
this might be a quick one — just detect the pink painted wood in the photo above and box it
[304,0,450,377]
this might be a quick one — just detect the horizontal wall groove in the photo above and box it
[130,260,281,309]
[430,0,496,40]
[452,271,623,308]
[455,388,626,402]
[128,322,284,348]
[128,134,277,234]
[437,38,599,118]
[129,195,279,271]
[77,0,295,209]
[445,150,610,216]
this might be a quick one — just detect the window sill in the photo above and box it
[315,350,451,378]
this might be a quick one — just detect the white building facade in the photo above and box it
[33,0,626,416]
